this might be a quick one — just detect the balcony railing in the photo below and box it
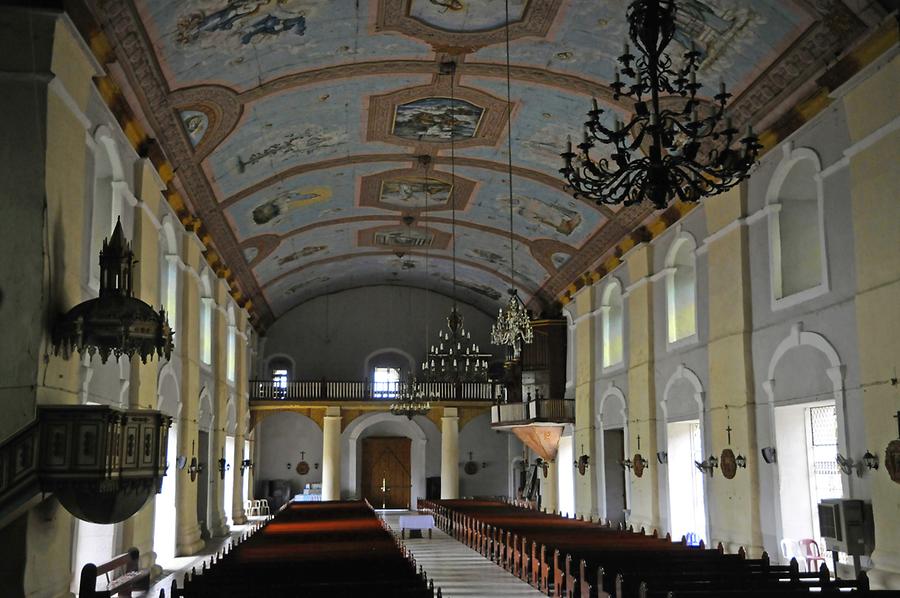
[249,379,497,402]
[490,398,575,426]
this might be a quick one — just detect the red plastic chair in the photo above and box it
[799,538,827,573]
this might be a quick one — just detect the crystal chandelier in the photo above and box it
[492,0,533,358]
[53,218,174,363]
[560,0,761,210]
[422,307,490,382]
[491,289,534,358]
[389,375,432,419]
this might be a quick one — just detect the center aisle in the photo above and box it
[380,511,546,598]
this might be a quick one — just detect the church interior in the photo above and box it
[0,0,898,596]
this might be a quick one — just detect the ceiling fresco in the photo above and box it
[95,0,868,326]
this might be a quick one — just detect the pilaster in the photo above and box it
[574,288,599,518]
[844,51,900,589]
[322,406,342,501]
[705,185,764,556]
[625,244,660,532]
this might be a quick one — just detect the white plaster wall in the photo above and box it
[262,286,499,380]
[256,413,323,496]
[458,413,517,498]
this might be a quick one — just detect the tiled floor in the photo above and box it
[379,511,546,598]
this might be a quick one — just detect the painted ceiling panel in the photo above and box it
[96,0,865,327]
[471,0,811,93]
[135,0,431,91]
[205,75,431,199]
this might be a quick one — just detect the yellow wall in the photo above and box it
[574,287,598,517]
[625,244,660,532]
[704,186,763,555]
[845,53,900,589]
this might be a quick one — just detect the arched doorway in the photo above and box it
[153,364,180,565]
[662,365,708,544]
[597,384,628,526]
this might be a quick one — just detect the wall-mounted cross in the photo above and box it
[636,434,641,450]
[300,451,306,460]
[894,411,900,439]
[726,425,733,445]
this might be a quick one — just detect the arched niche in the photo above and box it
[765,145,828,309]
[256,412,324,496]
[664,234,698,345]
[596,383,629,525]
[341,412,433,504]
[600,278,624,369]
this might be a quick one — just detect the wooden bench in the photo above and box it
[79,547,150,598]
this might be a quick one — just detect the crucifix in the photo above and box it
[300,451,305,460]
[726,425,733,445]
[636,434,641,450]
[894,411,900,438]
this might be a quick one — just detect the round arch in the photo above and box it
[362,347,416,379]
[341,412,428,504]
[198,386,214,432]
[596,383,630,523]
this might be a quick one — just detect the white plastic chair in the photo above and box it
[257,499,271,516]
[245,500,259,516]
[780,538,800,567]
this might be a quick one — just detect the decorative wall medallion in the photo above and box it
[633,453,645,478]
[296,461,310,475]
[375,0,563,51]
[368,82,509,150]
[886,440,900,484]
[360,167,476,215]
[720,448,737,480]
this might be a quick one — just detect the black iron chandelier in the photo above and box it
[53,218,174,363]
[560,0,761,210]
[389,374,432,420]
[422,307,490,382]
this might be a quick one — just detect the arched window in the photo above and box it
[601,280,624,368]
[199,272,213,365]
[665,235,697,344]
[160,217,179,336]
[767,147,827,307]
[87,129,125,289]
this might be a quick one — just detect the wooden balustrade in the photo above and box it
[250,379,496,402]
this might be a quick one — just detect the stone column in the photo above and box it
[441,407,460,499]
[704,185,764,556]
[573,288,600,519]
[207,284,230,537]
[322,406,342,501]
[231,422,247,524]
[844,50,900,589]
[175,239,204,556]
[624,243,661,533]
[542,460,558,513]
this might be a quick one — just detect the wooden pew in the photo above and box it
[79,547,150,598]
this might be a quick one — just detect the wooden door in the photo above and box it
[361,437,412,509]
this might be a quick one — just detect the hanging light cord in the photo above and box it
[450,67,458,309]
[504,0,516,297]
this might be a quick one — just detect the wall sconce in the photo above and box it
[620,458,633,470]
[176,456,187,470]
[862,451,879,470]
[239,459,254,476]
[218,457,230,480]
[708,455,719,470]
[573,445,590,475]
[656,451,668,464]
[694,459,714,476]
[187,441,203,482]
[761,446,777,464]
[735,454,747,469]
[836,453,863,477]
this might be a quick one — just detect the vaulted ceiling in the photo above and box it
[93,0,870,327]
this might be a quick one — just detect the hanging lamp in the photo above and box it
[422,61,491,383]
[560,0,761,209]
[53,218,174,363]
[491,0,533,359]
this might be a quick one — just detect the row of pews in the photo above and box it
[421,499,900,598]
[161,501,441,597]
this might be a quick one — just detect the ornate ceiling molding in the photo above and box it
[375,0,564,52]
